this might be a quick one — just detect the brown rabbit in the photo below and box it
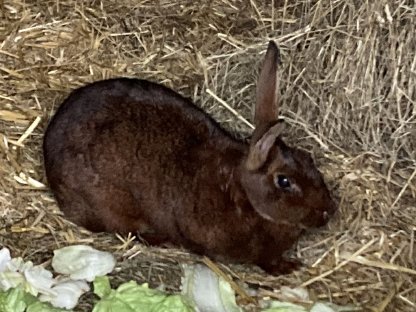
[43,41,336,275]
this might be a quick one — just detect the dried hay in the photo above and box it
[0,0,415,311]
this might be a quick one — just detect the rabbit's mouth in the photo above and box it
[273,219,308,230]
[262,208,332,230]
[310,205,337,228]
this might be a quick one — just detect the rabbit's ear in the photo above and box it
[246,121,284,171]
[254,41,281,127]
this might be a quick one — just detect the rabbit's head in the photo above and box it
[240,42,337,228]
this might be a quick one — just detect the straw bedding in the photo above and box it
[0,0,415,311]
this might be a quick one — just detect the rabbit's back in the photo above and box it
[44,78,227,158]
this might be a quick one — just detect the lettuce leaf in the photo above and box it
[92,276,194,312]
[52,245,115,282]
[0,288,27,312]
[0,288,69,312]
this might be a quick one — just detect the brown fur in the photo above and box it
[43,41,336,275]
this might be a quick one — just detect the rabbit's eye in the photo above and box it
[276,175,291,189]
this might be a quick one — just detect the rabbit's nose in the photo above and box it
[323,200,337,221]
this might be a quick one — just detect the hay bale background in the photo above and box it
[0,0,415,311]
